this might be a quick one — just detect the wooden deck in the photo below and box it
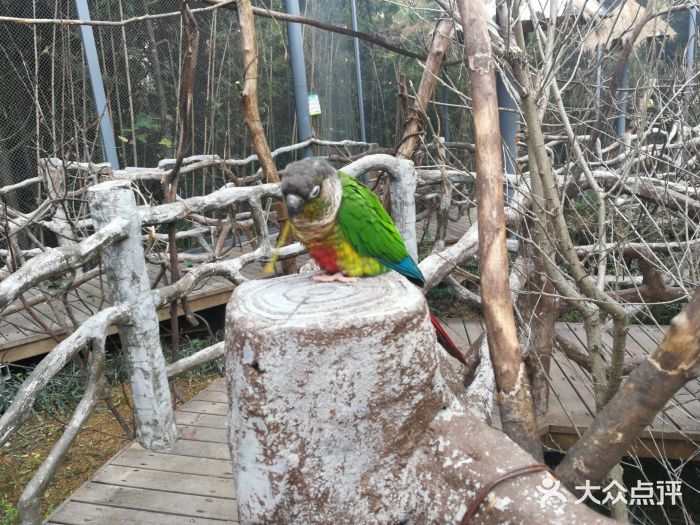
[444,319,700,460]
[47,378,239,524]
[47,322,699,523]
[0,244,268,363]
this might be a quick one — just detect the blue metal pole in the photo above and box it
[74,0,120,169]
[494,11,517,183]
[615,60,630,137]
[283,0,313,159]
[350,0,367,143]
[441,71,450,143]
[496,72,518,178]
[685,2,697,116]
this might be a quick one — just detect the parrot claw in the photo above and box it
[312,273,359,283]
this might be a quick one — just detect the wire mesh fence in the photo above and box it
[0,1,357,211]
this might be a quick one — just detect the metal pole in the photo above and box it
[494,11,517,189]
[441,71,450,142]
[284,0,313,159]
[350,0,367,143]
[74,0,120,169]
[685,2,697,119]
[615,60,630,138]
[496,72,518,178]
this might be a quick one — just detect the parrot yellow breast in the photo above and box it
[305,224,387,278]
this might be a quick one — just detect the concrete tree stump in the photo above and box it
[226,273,614,524]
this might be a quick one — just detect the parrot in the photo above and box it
[280,158,467,366]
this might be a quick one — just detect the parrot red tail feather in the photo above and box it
[429,311,468,366]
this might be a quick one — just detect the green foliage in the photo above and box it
[0,363,87,415]
[1,332,225,421]
[0,496,19,525]
[119,113,172,149]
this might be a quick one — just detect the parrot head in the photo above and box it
[281,158,340,221]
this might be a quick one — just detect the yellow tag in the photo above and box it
[264,221,293,274]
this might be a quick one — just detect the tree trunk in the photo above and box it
[456,0,541,459]
[237,0,277,182]
[396,18,454,160]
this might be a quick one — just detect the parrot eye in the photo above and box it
[308,185,320,199]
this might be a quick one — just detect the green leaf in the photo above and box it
[117,135,129,143]
[159,138,173,148]
[134,114,160,131]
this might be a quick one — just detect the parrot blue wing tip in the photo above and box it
[380,255,426,287]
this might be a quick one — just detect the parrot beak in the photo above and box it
[285,193,304,218]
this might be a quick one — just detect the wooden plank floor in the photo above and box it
[444,319,700,460]
[47,379,238,525]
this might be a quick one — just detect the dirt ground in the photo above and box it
[0,371,222,523]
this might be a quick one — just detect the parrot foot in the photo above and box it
[312,273,359,283]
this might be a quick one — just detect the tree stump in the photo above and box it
[226,273,613,524]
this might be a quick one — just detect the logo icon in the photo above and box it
[537,475,567,508]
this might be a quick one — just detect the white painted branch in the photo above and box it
[417,168,517,187]
[59,160,112,177]
[248,196,272,256]
[0,177,42,196]
[139,183,281,225]
[148,251,216,265]
[574,239,700,256]
[389,161,418,261]
[166,342,224,377]
[18,341,106,525]
[508,253,535,324]
[339,153,407,178]
[342,154,419,260]
[109,139,375,181]
[463,335,494,421]
[420,222,479,291]
[0,305,130,447]
[142,226,210,241]
[446,274,482,307]
[0,218,129,312]
[153,242,305,307]
[420,198,525,292]
[87,180,177,450]
[0,248,43,258]
[157,139,373,169]
[39,158,77,246]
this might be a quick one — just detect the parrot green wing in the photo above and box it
[336,171,409,265]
